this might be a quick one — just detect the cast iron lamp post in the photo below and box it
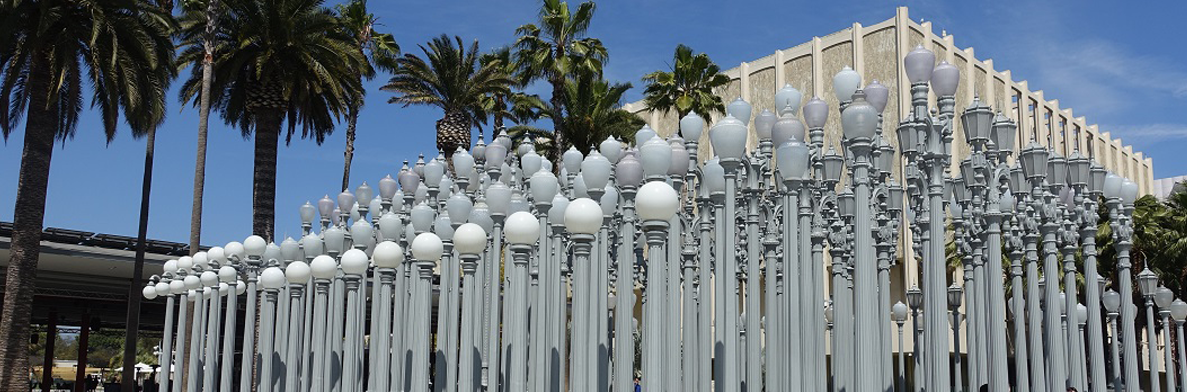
[1170,299,1187,390]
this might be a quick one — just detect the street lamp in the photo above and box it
[1155,287,1175,391]
[565,197,601,392]
[1137,268,1161,392]
[892,301,909,392]
[410,233,443,392]
[948,283,965,391]
[1170,299,1187,390]
[1103,289,1122,391]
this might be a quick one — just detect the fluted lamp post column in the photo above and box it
[1103,172,1140,391]
[1155,286,1176,391]
[452,224,487,392]
[505,211,542,391]
[892,301,909,392]
[709,110,749,392]
[636,181,681,392]
[564,197,603,392]
[1170,299,1187,390]
[1137,268,1161,392]
[411,233,445,392]
[1102,289,1122,392]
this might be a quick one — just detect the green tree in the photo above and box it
[509,72,643,158]
[0,0,175,388]
[514,0,608,164]
[642,44,731,123]
[381,35,512,160]
[179,0,368,240]
[335,0,399,191]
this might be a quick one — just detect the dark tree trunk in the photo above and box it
[0,52,55,392]
[123,127,155,392]
[253,108,283,242]
[549,75,566,168]
[342,104,359,192]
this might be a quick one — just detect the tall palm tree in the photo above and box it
[176,0,225,255]
[642,44,731,122]
[479,47,535,134]
[0,0,175,388]
[179,0,367,240]
[335,0,399,191]
[514,0,608,163]
[381,35,512,160]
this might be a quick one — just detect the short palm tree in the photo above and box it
[0,0,174,387]
[382,35,513,160]
[514,0,608,163]
[642,44,731,122]
[335,0,399,191]
[562,72,644,154]
[179,0,367,240]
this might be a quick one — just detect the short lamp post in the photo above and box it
[1137,268,1160,392]
[564,197,602,392]
[1102,289,1122,392]
[410,233,444,392]
[1155,287,1175,391]
[892,301,909,392]
[906,285,923,392]
[1170,299,1187,390]
[453,224,487,392]
[948,283,964,392]
[504,211,542,391]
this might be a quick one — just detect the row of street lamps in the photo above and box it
[141,45,1187,392]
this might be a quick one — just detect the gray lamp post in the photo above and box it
[564,197,602,392]
[949,283,964,392]
[453,224,486,392]
[614,150,642,392]
[1137,268,1160,392]
[777,131,810,392]
[1170,299,1187,390]
[1079,159,1108,392]
[1155,287,1175,391]
[638,180,681,391]
[283,260,310,392]
[1104,172,1141,391]
[483,144,509,391]
[257,267,283,392]
[157,263,177,392]
[410,233,444,392]
[906,285,923,392]
[709,112,747,392]
[893,301,909,392]
[904,45,956,392]
[1103,289,1122,392]
[505,211,541,391]
[310,254,336,392]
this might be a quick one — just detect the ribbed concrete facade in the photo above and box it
[624,6,1155,196]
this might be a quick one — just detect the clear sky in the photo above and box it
[2,0,1185,248]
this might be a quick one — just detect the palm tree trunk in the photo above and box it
[548,76,566,166]
[0,52,54,392]
[253,108,283,241]
[122,127,156,392]
[190,0,219,254]
[341,104,360,192]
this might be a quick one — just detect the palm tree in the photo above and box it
[479,47,526,134]
[0,0,175,388]
[381,35,512,160]
[641,44,731,122]
[179,0,367,240]
[335,0,399,191]
[514,0,608,163]
[561,72,643,153]
[177,0,225,255]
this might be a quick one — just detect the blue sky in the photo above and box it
[2,0,1186,247]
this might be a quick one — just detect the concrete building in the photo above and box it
[622,6,1163,380]
[624,6,1155,196]
[1152,175,1186,200]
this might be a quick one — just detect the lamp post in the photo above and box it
[410,233,444,392]
[949,283,964,391]
[1105,173,1141,391]
[1170,299,1187,390]
[1102,289,1122,392]
[906,285,923,392]
[452,224,486,392]
[614,151,642,392]
[904,45,956,392]
[1137,268,1160,392]
[283,259,310,392]
[1155,287,1175,391]
[565,197,602,392]
[892,301,909,392]
[709,111,747,392]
